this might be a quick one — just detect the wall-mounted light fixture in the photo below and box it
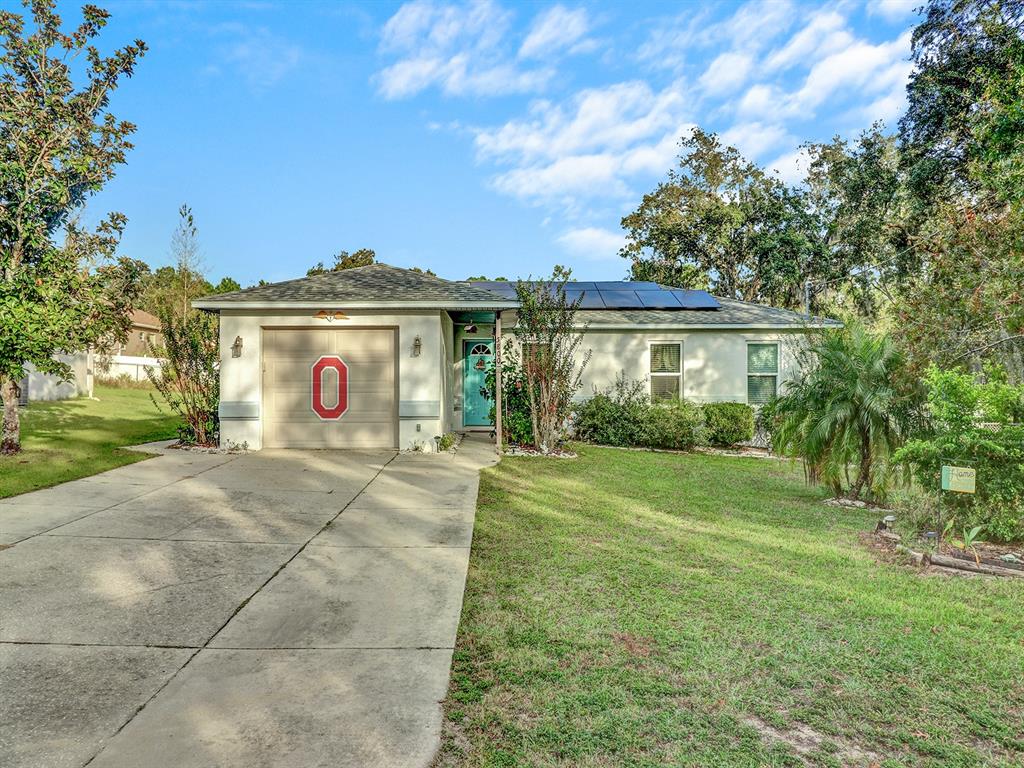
[463,324,478,333]
[412,335,422,357]
[231,336,243,358]
[313,310,349,322]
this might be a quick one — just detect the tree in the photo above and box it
[0,1,146,454]
[146,309,219,445]
[769,322,923,501]
[307,248,376,276]
[899,0,1024,211]
[515,267,591,453]
[211,276,241,294]
[144,208,219,446]
[620,128,821,308]
[803,125,912,315]
[893,204,1024,381]
[466,274,508,281]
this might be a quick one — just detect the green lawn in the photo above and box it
[0,385,179,499]
[438,446,1024,768]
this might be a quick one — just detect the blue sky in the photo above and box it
[58,0,919,285]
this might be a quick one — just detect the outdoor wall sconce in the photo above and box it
[231,336,243,358]
[463,324,478,333]
[313,310,349,322]
[412,335,422,357]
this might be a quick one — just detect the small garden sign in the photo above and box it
[941,465,976,494]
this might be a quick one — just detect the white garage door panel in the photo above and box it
[262,328,397,449]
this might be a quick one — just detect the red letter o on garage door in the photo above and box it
[311,355,349,420]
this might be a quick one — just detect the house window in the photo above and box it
[650,343,682,402]
[747,343,779,405]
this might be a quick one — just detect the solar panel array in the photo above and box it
[470,281,721,311]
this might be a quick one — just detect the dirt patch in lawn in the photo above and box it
[743,716,885,766]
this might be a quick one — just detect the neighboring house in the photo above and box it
[194,263,839,452]
[96,309,164,382]
[19,310,165,401]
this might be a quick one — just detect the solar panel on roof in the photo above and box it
[672,289,720,309]
[578,292,606,309]
[566,282,597,290]
[599,290,640,308]
[636,290,682,308]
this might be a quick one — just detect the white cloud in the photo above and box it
[762,11,851,72]
[376,0,554,98]
[519,5,591,59]
[474,81,690,203]
[699,51,754,94]
[476,81,684,163]
[638,0,795,71]
[720,122,792,159]
[736,29,913,120]
[767,146,811,184]
[868,0,918,22]
[556,227,626,260]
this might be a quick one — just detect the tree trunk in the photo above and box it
[848,430,872,500]
[1,375,21,455]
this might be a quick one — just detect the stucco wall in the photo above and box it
[575,328,803,403]
[218,310,444,451]
[24,352,93,402]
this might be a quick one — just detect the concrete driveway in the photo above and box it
[0,437,495,768]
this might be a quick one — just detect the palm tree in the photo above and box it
[770,321,920,501]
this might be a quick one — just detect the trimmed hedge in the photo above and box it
[701,402,755,447]
[573,378,704,450]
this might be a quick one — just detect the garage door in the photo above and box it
[262,328,397,449]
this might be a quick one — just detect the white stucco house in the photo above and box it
[193,263,838,452]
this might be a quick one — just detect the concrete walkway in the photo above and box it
[0,436,496,768]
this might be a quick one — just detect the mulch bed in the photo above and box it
[865,529,1024,578]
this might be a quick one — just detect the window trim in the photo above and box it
[648,340,683,402]
[746,340,780,406]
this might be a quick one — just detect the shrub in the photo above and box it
[701,402,754,446]
[573,376,704,451]
[97,372,155,390]
[146,309,219,445]
[769,321,923,501]
[573,375,650,446]
[483,344,534,447]
[894,365,1024,543]
[645,399,704,450]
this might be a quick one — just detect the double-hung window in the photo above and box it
[747,343,779,405]
[650,342,682,402]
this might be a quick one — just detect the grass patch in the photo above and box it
[0,385,179,499]
[438,445,1024,767]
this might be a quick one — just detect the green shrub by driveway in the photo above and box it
[438,446,1024,767]
[0,386,178,499]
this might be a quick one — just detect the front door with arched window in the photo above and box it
[462,340,494,427]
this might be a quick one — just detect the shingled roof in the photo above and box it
[192,263,517,310]
[193,262,838,328]
[573,298,841,328]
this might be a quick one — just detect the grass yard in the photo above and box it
[438,446,1024,768]
[0,385,179,499]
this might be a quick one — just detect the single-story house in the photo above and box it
[194,263,838,452]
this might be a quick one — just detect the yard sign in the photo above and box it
[941,465,976,494]
[311,355,349,420]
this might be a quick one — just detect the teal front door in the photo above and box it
[463,340,494,427]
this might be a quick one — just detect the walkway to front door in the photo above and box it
[462,339,493,427]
